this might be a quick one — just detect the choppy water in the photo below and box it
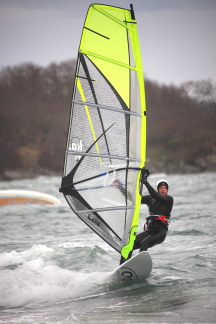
[0,173,215,324]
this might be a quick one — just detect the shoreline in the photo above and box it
[1,161,215,181]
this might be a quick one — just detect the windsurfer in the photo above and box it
[120,171,174,264]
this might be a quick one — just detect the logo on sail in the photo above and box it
[69,138,84,161]
[88,214,100,227]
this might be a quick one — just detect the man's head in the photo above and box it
[156,179,169,196]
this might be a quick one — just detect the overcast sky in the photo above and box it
[1,0,216,85]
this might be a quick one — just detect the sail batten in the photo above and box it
[66,151,139,161]
[60,3,146,259]
[84,27,110,40]
[72,100,142,116]
[79,50,138,70]
[77,206,134,213]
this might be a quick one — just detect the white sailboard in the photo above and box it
[0,190,61,206]
[111,252,152,282]
[59,3,150,280]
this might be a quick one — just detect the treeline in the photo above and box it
[0,61,215,177]
[0,61,75,175]
[145,79,216,172]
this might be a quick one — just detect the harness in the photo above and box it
[156,215,170,223]
[144,214,170,230]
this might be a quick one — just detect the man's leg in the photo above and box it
[140,228,167,251]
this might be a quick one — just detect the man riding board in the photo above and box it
[120,169,174,264]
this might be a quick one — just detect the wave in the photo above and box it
[0,244,113,309]
[170,229,206,236]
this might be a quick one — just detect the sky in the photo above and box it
[1,0,216,85]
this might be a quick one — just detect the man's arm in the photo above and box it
[113,180,126,197]
[141,194,150,204]
[143,180,173,205]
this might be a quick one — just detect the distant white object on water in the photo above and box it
[0,190,61,206]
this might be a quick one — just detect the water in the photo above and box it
[0,173,215,324]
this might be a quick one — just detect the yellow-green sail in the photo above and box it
[60,4,146,260]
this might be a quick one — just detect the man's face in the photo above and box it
[158,185,168,196]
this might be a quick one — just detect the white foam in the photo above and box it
[0,244,109,308]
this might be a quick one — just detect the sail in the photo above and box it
[60,4,146,259]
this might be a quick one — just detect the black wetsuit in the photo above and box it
[133,181,173,252]
[120,180,173,264]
